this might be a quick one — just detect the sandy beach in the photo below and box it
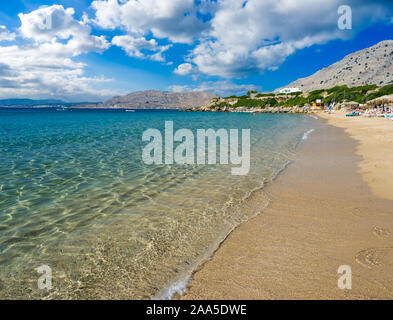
[319,112,393,201]
[181,114,393,299]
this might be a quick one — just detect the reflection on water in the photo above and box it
[0,109,314,299]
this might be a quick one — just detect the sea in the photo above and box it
[0,108,316,299]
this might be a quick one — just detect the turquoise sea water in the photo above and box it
[0,108,315,299]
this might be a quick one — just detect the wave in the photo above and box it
[302,128,315,140]
[154,275,191,300]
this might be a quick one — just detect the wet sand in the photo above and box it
[181,117,393,299]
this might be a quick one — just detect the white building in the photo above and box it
[279,87,301,94]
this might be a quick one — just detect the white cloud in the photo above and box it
[18,5,109,55]
[169,80,261,97]
[91,0,210,44]
[0,5,113,101]
[112,34,171,62]
[19,5,81,42]
[89,0,393,77]
[0,26,16,42]
[174,63,195,75]
[184,0,393,77]
[0,44,116,101]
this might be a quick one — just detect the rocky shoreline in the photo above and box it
[183,105,312,114]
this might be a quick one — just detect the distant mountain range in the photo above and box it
[0,98,65,106]
[0,99,102,107]
[278,40,393,92]
[102,90,216,109]
[0,91,216,109]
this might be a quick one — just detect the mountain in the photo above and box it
[0,98,64,106]
[102,90,216,109]
[278,40,393,92]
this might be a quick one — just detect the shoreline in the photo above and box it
[155,116,313,300]
[180,115,393,299]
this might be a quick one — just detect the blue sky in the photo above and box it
[0,0,393,102]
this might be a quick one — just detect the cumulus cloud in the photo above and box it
[19,6,82,42]
[0,26,16,42]
[91,0,211,44]
[0,5,113,101]
[89,0,393,77]
[176,0,393,77]
[169,81,261,97]
[0,44,115,101]
[112,34,171,62]
[18,5,109,55]
[174,63,195,75]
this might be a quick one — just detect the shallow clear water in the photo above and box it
[0,108,315,299]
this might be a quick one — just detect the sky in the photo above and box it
[0,0,393,102]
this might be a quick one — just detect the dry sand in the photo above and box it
[181,115,393,299]
[319,112,393,201]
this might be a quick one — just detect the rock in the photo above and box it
[277,40,393,91]
[103,90,216,109]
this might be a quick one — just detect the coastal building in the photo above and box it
[279,87,301,94]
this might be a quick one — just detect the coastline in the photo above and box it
[180,116,393,299]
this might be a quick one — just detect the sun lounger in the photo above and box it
[346,112,359,117]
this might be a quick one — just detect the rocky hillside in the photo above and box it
[102,90,216,109]
[278,40,393,92]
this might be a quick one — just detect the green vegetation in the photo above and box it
[247,90,258,96]
[356,84,378,93]
[283,91,320,107]
[233,97,277,108]
[365,84,393,101]
[309,89,325,95]
[212,84,392,110]
[283,95,307,107]
[322,84,380,104]
[289,91,303,96]
[215,97,279,109]
[233,98,262,108]
[261,98,279,107]
[215,102,230,108]
[327,85,348,94]
[255,93,276,97]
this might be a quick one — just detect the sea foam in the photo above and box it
[154,275,191,300]
[302,128,315,140]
